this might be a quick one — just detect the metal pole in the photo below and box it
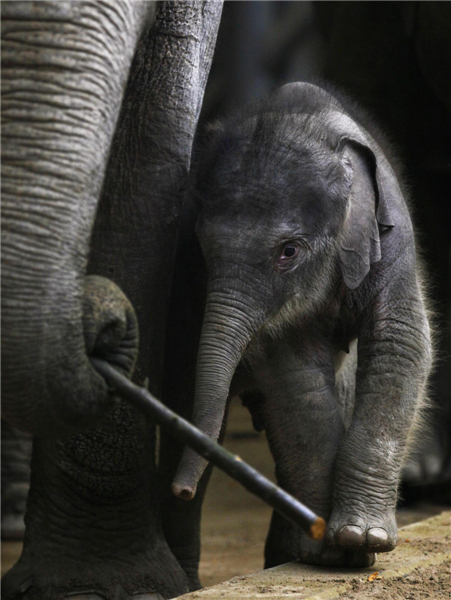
[91,358,326,540]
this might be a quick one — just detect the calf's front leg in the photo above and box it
[327,279,432,553]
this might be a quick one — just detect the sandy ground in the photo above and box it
[182,512,451,600]
[341,561,451,600]
[2,399,450,595]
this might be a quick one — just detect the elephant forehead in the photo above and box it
[198,186,342,247]
[200,151,345,233]
[198,109,349,238]
[202,124,345,206]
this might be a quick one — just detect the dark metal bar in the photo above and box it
[91,358,326,540]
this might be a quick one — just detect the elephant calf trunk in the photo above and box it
[172,447,210,500]
[172,295,262,500]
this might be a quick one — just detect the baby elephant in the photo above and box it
[172,83,433,568]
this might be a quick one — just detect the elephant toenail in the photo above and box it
[367,527,391,549]
[337,525,365,546]
[325,527,336,546]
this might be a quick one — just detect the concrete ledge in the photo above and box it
[181,511,451,599]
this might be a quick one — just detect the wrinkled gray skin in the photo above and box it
[1,1,222,598]
[171,83,433,568]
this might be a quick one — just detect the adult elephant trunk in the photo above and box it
[1,1,152,436]
[172,285,266,500]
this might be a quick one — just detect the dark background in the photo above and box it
[202,0,451,494]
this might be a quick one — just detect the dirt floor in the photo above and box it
[341,560,451,600]
[2,398,450,597]
[183,512,451,600]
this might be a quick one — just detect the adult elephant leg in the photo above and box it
[1,2,155,596]
[1,422,31,540]
[89,2,222,594]
[90,1,222,588]
[254,334,375,569]
[2,1,223,599]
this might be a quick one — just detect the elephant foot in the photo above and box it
[265,510,375,570]
[63,594,162,600]
[298,537,375,568]
[1,550,188,600]
[265,528,375,569]
[325,508,397,553]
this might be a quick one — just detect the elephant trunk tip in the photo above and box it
[172,448,208,500]
[171,480,197,501]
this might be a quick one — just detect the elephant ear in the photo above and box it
[333,124,399,289]
[321,109,400,289]
[338,142,382,289]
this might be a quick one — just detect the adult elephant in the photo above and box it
[1,1,223,599]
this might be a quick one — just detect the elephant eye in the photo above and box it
[275,242,302,273]
[282,245,298,258]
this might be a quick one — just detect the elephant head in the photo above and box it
[172,82,401,500]
[1,1,155,436]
